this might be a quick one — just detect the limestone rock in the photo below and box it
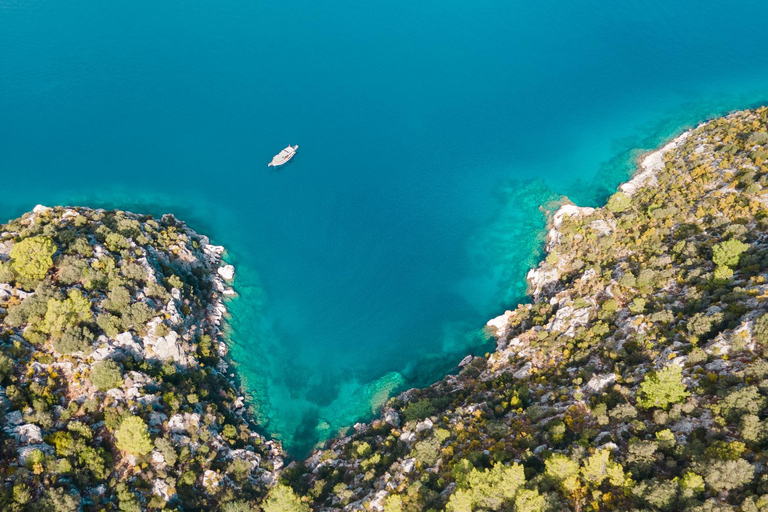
[218,265,235,281]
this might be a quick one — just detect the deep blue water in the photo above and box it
[3,0,768,455]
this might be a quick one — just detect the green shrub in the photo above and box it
[52,325,94,354]
[446,462,526,512]
[607,192,632,213]
[0,261,14,283]
[90,360,123,391]
[637,365,688,410]
[10,236,57,286]
[115,416,153,456]
[704,459,754,492]
[402,398,435,423]
[712,239,749,268]
[56,255,87,285]
[262,483,310,512]
[42,289,92,337]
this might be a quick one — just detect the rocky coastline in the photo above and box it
[0,206,282,510]
[5,107,768,511]
[283,107,768,511]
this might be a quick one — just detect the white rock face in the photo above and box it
[552,204,595,228]
[218,265,235,281]
[458,354,474,367]
[144,330,184,362]
[586,373,617,393]
[415,418,433,433]
[513,362,533,380]
[486,310,514,337]
[167,413,201,435]
[32,204,51,215]
[5,410,23,426]
[527,266,561,299]
[153,478,174,502]
[549,306,592,337]
[12,424,43,445]
[383,410,401,428]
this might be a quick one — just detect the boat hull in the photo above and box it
[268,145,299,167]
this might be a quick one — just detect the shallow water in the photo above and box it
[3,0,768,455]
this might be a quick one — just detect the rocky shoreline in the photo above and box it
[283,107,768,510]
[0,206,282,510]
[4,107,768,510]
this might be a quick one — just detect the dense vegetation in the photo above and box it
[281,107,768,511]
[0,207,281,511]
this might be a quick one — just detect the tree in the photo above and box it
[704,459,754,492]
[712,239,749,277]
[0,261,14,283]
[43,289,92,336]
[581,449,626,487]
[34,486,80,512]
[52,325,95,354]
[446,463,526,511]
[115,416,153,456]
[10,236,56,285]
[262,483,310,512]
[90,360,123,391]
[637,365,688,410]
[515,489,546,512]
[545,453,581,495]
[754,314,768,347]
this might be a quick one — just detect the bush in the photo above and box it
[10,236,57,285]
[446,462,526,512]
[42,289,92,336]
[96,313,122,338]
[90,360,123,391]
[704,459,754,492]
[712,239,749,268]
[607,192,632,213]
[115,416,153,456]
[637,365,688,410]
[0,261,14,283]
[402,398,436,423]
[56,255,86,285]
[52,325,94,354]
[262,483,310,512]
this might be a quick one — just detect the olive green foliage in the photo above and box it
[637,365,688,410]
[402,398,436,422]
[712,239,749,268]
[10,235,56,285]
[43,289,92,336]
[114,416,153,456]
[606,191,631,213]
[89,360,123,391]
[52,325,95,354]
[704,459,754,492]
[446,462,526,511]
[262,483,310,512]
[0,260,14,283]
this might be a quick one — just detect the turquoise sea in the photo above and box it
[3,0,768,455]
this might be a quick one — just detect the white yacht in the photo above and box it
[268,145,298,167]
